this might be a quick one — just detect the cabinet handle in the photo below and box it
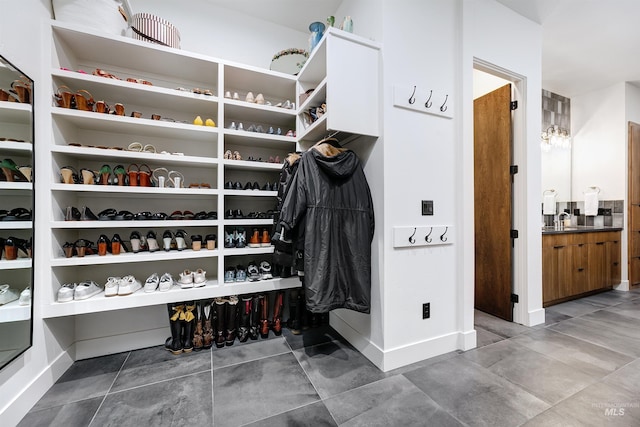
[613,262,619,266]
[577,268,585,272]
[553,245,564,249]
[596,242,605,245]
[578,244,584,247]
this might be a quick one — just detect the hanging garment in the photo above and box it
[271,152,302,270]
[279,141,374,313]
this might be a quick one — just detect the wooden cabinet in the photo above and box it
[542,231,621,306]
[628,122,640,288]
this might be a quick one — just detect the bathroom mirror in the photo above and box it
[270,48,309,75]
[541,90,572,206]
[0,54,34,369]
[541,146,572,204]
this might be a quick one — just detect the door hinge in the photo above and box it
[510,100,518,110]
[511,293,519,303]
[510,229,519,239]
[510,165,518,175]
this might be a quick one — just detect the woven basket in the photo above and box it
[131,13,181,49]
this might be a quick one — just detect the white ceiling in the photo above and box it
[496,0,640,97]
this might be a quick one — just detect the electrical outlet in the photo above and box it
[422,302,430,319]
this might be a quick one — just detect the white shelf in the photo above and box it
[224,219,274,226]
[0,221,32,230]
[223,129,296,148]
[0,101,32,124]
[41,276,300,318]
[298,78,328,113]
[297,114,328,142]
[51,248,219,267]
[51,183,218,196]
[222,159,284,171]
[223,190,277,197]
[223,246,275,256]
[0,300,31,322]
[51,220,218,229]
[0,259,31,270]
[0,182,32,191]
[0,141,32,155]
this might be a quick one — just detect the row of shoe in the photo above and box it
[0,208,32,221]
[57,276,142,302]
[165,292,285,354]
[224,91,295,110]
[1,158,31,182]
[0,284,30,306]
[224,180,279,191]
[227,122,295,137]
[177,269,207,288]
[0,137,29,143]
[224,228,271,249]
[1,236,32,260]
[301,103,327,129]
[64,206,217,221]
[223,209,277,219]
[0,76,31,104]
[224,260,273,283]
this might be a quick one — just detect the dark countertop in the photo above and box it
[542,226,623,235]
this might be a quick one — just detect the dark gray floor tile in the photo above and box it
[580,290,636,306]
[384,350,462,377]
[602,358,640,394]
[511,328,634,377]
[551,310,640,357]
[91,371,212,427]
[110,345,211,392]
[32,353,128,411]
[551,381,640,426]
[293,340,385,400]
[522,408,589,427]
[544,299,607,318]
[462,339,596,405]
[245,401,337,427]
[212,336,290,369]
[475,326,506,347]
[603,298,640,320]
[404,355,549,427]
[543,309,573,325]
[213,352,318,426]
[283,324,345,350]
[324,375,463,427]
[473,310,531,338]
[18,397,102,427]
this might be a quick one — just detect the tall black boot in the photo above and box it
[182,301,196,353]
[192,301,204,351]
[271,291,284,336]
[165,302,184,355]
[214,297,226,348]
[249,295,260,340]
[259,294,270,339]
[288,289,302,335]
[225,295,238,346]
[238,295,252,342]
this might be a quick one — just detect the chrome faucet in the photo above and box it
[557,212,570,230]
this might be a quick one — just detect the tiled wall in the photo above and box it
[542,199,624,228]
[542,89,571,130]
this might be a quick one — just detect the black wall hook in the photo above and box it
[424,90,433,108]
[408,85,416,104]
[425,227,433,243]
[408,227,417,244]
[440,226,448,242]
[440,94,448,112]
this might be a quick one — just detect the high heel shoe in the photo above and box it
[63,241,75,258]
[127,164,139,187]
[162,230,173,251]
[80,206,98,221]
[191,234,202,251]
[18,166,32,182]
[175,229,187,251]
[54,85,75,109]
[97,234,110,256]
[98,164,111,185]
[138,164,152,187]
[4,237,18,260]
[80,168,96,185]
[74,238,93,258]
[205,234,216,250]
[111,233,123,255]
[130,231,141,253]
[113,165,126,186]
[74,90,95,112]
[60,166,78,184]
[65,206,81,221]
[2,159,29,182]
[146,230,159,252]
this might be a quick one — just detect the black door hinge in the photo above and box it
[510,229,519,239]
[510,100,518,110]
[510,165,518,175]
[511,293,519,303]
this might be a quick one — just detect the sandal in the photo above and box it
[168,170,184,188]
[127,164,140,187]
[54,85,75,109]
[59,165,78,184]
[80,168,96,185]
[93,68,121,80]
[143,144,156,154]
[3,207,32,221]
[113,165,126,186]
[138,164,152,187]
[127,142,143,152]
[11,78,32,104]
[74,90,95,112]
[152,167,169,187]
[98,164,111,185]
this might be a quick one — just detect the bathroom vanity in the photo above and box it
[542,227,621,306]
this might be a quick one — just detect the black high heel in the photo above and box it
[63,241,75,258]
[97,234,110,256]
[65,206,81,221]
[74,239,93,257]
[80,206,98,221]
[111,233,123,255]
[4,236,30,259]
[146,230,159,252]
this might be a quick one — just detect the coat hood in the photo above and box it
[311,146,359,179]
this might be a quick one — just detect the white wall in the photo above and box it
[571,82,626,200]
[473,69,510,99]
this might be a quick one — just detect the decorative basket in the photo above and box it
[131,13,181,49]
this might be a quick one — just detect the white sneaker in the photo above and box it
[159,273,174,292]
[118,275,141,296]
[179,270,194,289]
[104,277,120,297]
[193,269,207,287]
[259,261,273,280]
[144,273,159,293]
[57,283,76,303]
[19,286,31,305]
[0,284,19,305]
[74,281,102,300]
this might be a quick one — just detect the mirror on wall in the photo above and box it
[0,54,34,369]
[541,90,572,206]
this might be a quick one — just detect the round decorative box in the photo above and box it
[131,13,181,49]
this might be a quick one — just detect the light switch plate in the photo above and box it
[422,200,433,216]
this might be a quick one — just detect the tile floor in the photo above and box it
[19,288,640,427]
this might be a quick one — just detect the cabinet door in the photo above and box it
[542,246,559,303]
[608,239,621,287]
[630,256,640,287]
[572,243,589,295]
[587,241,607,291]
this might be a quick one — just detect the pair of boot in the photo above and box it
[192,301,214,351]
[213,296,239,347]
[165,301,197,355]
[236,292,285,342]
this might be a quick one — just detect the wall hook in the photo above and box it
[408,227,417,244]
[440,226,448,242]
[408,85,416,105]
[425,227,433,243]
[440,94,448,112]
[424,90,433,108]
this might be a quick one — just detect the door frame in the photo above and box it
[473,58,529,326]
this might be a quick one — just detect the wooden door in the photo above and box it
[629,122,640,289]
[474,84,513,321]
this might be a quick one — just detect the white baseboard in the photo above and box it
[527,308,546,327]
[330,312,471,372]
[75,327,169,360]
[614,280,630,292]
[0,347,74,427]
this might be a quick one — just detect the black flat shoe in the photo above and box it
[98,208,117,220]
[3,207,31,221]
[115,210,134,220]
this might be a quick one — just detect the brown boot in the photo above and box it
[192,301,204,351]
[249,295,260,340]
[271,291,284,336]
[213,297,226,348]
[259,294,269,338]
[225,295,239,346]
[238,296,252,342]
[202,301,213,349]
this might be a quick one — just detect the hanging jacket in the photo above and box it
[279,142,374,313]
[271,152,301,268]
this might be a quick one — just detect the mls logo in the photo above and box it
[604,408,625,417]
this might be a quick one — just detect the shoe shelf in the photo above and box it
[0,300,30,323]
[51,220,218,229]
[51,183,218,197]
[223,189,277,197]
[0,141,32,155]
[223,100,295,127]
[223,130,296,149]
[224,219,273,227]
[51,248,219,267]
[0,221,32,230]
[0,259,31,270]
[0,101,32,123]
[0,182,32,192]
[223,246,275,256]
[222,159,283,171]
